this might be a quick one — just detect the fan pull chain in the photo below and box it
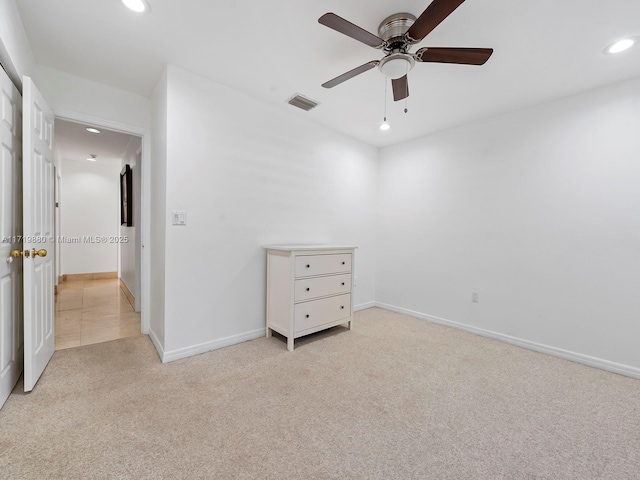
[404,62,409,114]
[384,77,388,123]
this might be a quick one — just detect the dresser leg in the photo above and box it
[266,327,272,338]
[348,320,352,330]
[287,337,294,351]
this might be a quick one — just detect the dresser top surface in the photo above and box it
[264,245,357,252]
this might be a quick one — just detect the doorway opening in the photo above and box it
[53,118,143,350]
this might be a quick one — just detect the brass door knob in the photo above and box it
[10,249,23,258]
[31,248,47,258]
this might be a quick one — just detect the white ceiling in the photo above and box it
[17,0,640,147]
[55,118,138,164]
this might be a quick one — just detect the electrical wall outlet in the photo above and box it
[472,291,479,303]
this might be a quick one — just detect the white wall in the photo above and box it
[120,136,142,309]
[0,0,35,89]
[34,65,150,130]
[377,76,640,374]
[60,159,122,275]
[149,70,167,349]
[156,65,378,357]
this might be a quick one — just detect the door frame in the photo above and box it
[53,109,151,334]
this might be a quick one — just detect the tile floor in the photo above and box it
[55,278,142,350]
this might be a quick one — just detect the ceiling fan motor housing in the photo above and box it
[378,13,416,49]
[377,13,417,79]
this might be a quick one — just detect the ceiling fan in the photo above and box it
[318,0,493,101]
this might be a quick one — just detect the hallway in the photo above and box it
[55,279,142,350]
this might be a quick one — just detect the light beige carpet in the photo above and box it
[1,308,639,479]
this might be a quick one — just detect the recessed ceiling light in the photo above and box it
[379,122,391,131]
[87,154,97,162]
[605,38,635,55]
[122,0,149,13]
[86,127,101,134]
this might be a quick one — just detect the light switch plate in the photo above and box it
[172,210,187,226]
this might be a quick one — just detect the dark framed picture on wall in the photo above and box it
[120,164,133,226]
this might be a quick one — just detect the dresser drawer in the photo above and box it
[295,274,351,302]
[294,294,351,333]
[294,254,352,278]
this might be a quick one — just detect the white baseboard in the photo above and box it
[375,302,640,380]
[162,328,266,363]
[354,301,376,312]
[148,328,164,362]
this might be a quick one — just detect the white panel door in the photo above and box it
[0,67,23,409]
[22,76,55,392]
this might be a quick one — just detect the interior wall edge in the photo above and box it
[148,67,169,346]
[374,303,640,380]
[161,328,266,364]
[0,0,35,91]
[53,108,148,138]
[162,302,390,362]
[147,328,164,362]
[354,302,377,312]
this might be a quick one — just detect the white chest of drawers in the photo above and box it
[264,245,356,351]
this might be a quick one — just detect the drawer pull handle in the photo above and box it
[306,288,310,291]
[341,306,345,309]
[306,314,310,318]
[341,282,345,286]
[306,264,310,268]
[342,261,345,265]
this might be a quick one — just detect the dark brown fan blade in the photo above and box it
[406,0,466,42]
[319,13,385,48]
[392,75,409,101]
[322,61,379,88]
[416,47,493,65]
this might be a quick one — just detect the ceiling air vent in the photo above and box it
[287,94,319,112]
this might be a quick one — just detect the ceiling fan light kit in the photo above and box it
[318,0,494,103]
[379,54,415,79]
